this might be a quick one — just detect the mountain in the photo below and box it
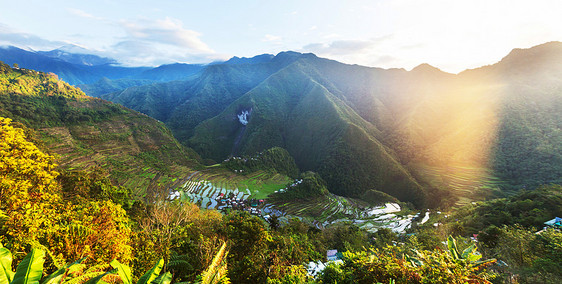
[95,42,562,207]
[0,46,204,85]
[99,51,309,143]
[223,53,275,65]
[188,57,429,205]
[0,61,202,199]
[37,44,118,66]
[135,63,205,81]
[76,77,155,97]
[0,46,148,84]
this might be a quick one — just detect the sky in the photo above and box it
[0,0,561,73]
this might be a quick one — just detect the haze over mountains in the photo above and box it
[2,42,560,207]
[0,45,205,85]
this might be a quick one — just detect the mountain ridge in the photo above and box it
[3,42,560,207]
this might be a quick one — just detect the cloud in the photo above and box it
[118,17,213,54]
[104,17,217,66]
[0,16,218,67]
[108,40,222,67]
[302,39,383,55]
[372,55,399,66]
[262,34,282,42]
[0,23,67,49]
[299,35,414,70]
[66,8,104,21]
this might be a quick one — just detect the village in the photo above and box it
[170,175,433,235]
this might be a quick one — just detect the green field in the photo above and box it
[182,167,291,199]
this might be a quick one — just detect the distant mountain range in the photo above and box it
[1,42,560,207]
[0,46,205,85]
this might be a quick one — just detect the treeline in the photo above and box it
[0,61,127,128]
[270,171,329,202]
[412,184,562,283]
[223,147,300,178]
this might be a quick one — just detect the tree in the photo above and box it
[0,117,61,254]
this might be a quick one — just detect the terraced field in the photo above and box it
[183,168,291,199]
[173,168,426,234]
[416,163,504,206]
[37,114,201,200]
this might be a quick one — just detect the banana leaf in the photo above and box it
[11,249,45,284]
[150,272,172,284]
[40,257,87,284]
[137,259,163,284]
[109,260,132,284]
[0,244,15,284]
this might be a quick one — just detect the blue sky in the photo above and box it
[1,0,561,72]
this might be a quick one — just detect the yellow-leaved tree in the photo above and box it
[0,116,61,252]
[0,116,132,266]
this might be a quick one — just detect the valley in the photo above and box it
[1,41,561,283]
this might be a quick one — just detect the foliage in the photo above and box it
[0,245,111,284]
[52,200,133,265]
[271,172,328,202]
[445,184,562,235]
[0,116,61,253]
[199,242,230,284]
[318,239,496,284]
[482,226,562,283]
[223,147,299,178]
[1,247,45,284]
[0,117,133,268]
[266,265,308,284]
[58,168,132,209]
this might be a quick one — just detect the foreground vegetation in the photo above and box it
[2,116,560,283]
[1,58,560,283]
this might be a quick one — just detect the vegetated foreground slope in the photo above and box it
[0,61,201,199]
[90,42,562,207]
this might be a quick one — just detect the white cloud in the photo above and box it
[66,8,103,21]
[118,17,213,54]
[0,23,68,50]
[263,34,282,42]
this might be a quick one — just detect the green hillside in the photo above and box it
[0,61,201,199]
[99,52,308,144]
[190,60,427,206]
[85,43,562,207]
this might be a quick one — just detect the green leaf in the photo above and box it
[11,249,45,284]
[109,260,132,284]
[447,236,459,260]
[82,270,113,284]
[466,253,482,262]
[136,259,163,284]
[41,257,87,284]
[63,271,105,284]
[150,272,172,284]
[461,244,476,259]
[473,258,496,267]
[0,245,15,284]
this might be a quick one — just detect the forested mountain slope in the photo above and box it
[0,61,201,199]
[82,42,562,206]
